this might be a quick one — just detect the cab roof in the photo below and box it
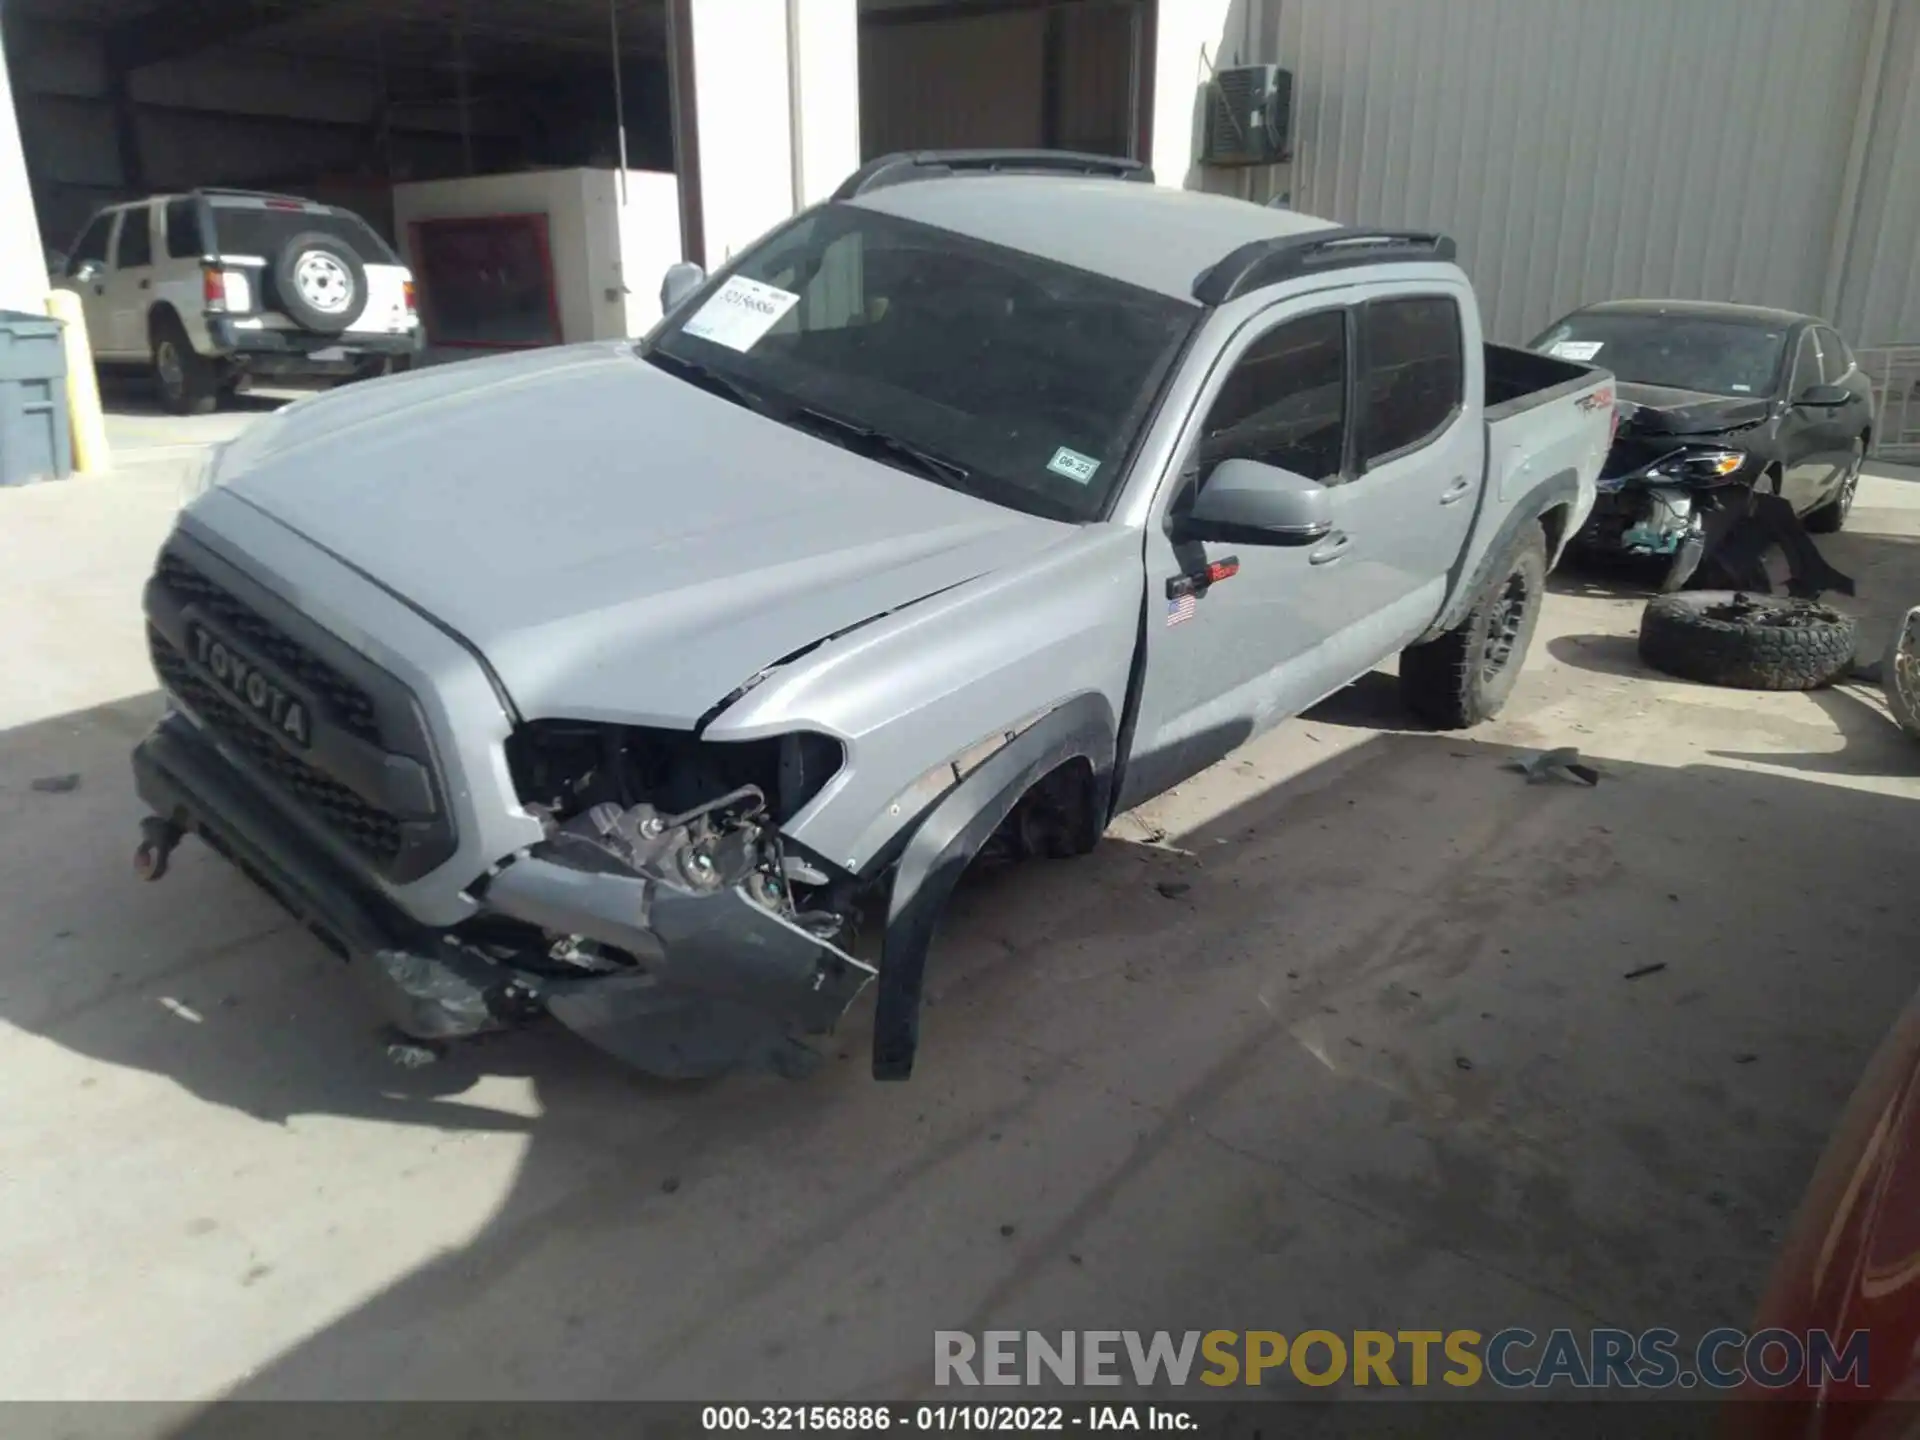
[844,174,1340,303]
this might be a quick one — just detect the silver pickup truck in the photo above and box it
[131,150,1613,1082]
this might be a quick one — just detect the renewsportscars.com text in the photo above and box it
[934,1327,1869,1391]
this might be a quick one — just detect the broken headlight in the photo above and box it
[1645,448,1747,485]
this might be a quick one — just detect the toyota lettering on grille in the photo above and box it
[187,622,313,748]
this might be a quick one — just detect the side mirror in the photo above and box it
[660,261,706,316]
[1175,459,1334,546]
[1795,383,1851,409]
[69,260,101,283]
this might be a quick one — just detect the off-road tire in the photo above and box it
[1803,437,1866,535]
[1400,526,1548,729]
[1882,605,1920,740]
[150,311,218,415]
[1638,591,1857,690]
[270,232,368,334]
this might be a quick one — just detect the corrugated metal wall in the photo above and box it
[1836,0,1920,345]
[1201,0,1912,347]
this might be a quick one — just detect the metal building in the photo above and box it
[1175,0,1920,452]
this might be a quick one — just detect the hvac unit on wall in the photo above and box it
[1201,64,1293,166]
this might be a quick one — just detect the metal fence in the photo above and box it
[1863,346,1920,464]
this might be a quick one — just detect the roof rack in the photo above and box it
[192,187,322,206]
[1193,227,1457,305]
[833,149,1152,201]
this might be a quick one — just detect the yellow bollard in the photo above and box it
[43,288,110,475]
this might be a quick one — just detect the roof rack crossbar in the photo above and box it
[833,149,1152,201]
[191,187,319,205]
[1193,227,1457,304]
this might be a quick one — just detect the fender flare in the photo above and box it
[1417,467,1581,644]
[872,692,1116,1080]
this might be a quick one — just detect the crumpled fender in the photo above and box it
[872,693,1115,1080]
[1417,467,1582,645]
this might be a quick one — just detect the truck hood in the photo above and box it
[1613,382,1773,437]
[215,344,1072,726]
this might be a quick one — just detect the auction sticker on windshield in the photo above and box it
[1047,447,1101,484]
[682,277,800,352]
[1550,340,1604,362]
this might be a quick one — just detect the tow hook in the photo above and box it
[134,816,185,882]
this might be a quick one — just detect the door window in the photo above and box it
[114,206,152,269]
[1816,328,1854,384]
[67,214,113,274]
[1356,295,1464,467]
[1789,331,1820,398]
[164,199,203,259]
[1194,309,1348,483]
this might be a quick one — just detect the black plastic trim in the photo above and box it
[833,149,1151,201]
[872,694,1115,1080]
[1193,228,1457,306]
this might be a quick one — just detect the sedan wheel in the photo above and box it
[1805,440,1865,534]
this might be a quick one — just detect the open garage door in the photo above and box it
[857,0,1151,163]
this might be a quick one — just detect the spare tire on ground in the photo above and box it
[270,232,367,333]
[1637,591,1857,691]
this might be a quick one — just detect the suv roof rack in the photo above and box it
[192,187,323,206]
[833,149,1151,201]
[1193,227,1457,304]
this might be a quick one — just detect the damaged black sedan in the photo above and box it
[1532,300,1875,592]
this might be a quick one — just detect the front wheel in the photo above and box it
[1400,526,1548,729]
[1803,439,1865,534]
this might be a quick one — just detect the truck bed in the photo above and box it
[1485,341,1599,415]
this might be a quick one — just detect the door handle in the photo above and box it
[138,279,150,290]
[92,285,105,296]
[1309,532,1352,566]
[1439,476,1472,505]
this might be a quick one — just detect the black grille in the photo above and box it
[151,630,403,865]
[155,551,380,744]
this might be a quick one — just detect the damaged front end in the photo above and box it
[133,709,877,1081]
[1577,422,1850,599]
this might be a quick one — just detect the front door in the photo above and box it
[1777,328,1830,513]
[63,212,119,358]
[1121,297,1363,808]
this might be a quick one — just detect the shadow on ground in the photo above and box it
[3,676,1916,1420]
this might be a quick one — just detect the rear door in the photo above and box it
[105,202,156,357]
[1320,284,1481,669]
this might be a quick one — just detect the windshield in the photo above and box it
[648,204,1199,523]
[1530,312,1788,398]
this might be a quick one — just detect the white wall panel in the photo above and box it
[1836,0,1920,346]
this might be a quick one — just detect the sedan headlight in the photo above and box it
[1647,448,1747,484]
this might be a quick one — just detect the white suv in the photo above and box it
[54,189,422,414]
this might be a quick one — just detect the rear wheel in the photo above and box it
[1400,526,1548,728]
[151,312,218,415]
[1803,438,1866,534]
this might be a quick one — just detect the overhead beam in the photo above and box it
[105,0,341,74]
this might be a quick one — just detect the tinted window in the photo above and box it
[1357,296,1463,465]
[1195,310,1347,483]
[164,199,203,258]
[209,203,398,263]
[114,206,151,268]
[68,214,113,271]
[652,204,1199,523]
[1531,312,1788,397]
[1790,331,1820,396]
[1817,328,1854,384]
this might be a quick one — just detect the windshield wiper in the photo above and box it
[644,347,773,415]
[784,406,973,489]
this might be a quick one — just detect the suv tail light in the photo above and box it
[402,279,417,315]
[201,264,252,314]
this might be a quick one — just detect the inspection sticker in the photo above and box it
[681,276,799,352]
[1550,340,1605,362]
[1046,446,1102,484]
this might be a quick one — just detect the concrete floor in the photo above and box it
[4,406,1919,1420]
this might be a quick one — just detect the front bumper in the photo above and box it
[133,711,875,1078]
[1575,484,1704,557]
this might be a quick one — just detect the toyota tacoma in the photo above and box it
[132,150,1614,1081]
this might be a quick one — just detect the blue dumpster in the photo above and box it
[0,309,73,486]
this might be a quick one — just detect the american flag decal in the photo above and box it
[1166,592,1198,627]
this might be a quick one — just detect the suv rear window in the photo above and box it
[208,203,398,264]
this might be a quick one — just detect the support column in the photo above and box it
[0,19,48,312]
[666,0,859,269]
